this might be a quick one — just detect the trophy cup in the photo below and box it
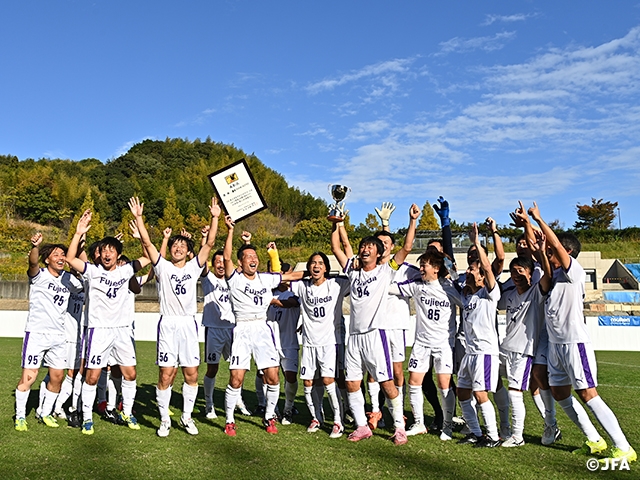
[327,184,351,222]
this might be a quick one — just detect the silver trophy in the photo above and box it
[327,184,351,222]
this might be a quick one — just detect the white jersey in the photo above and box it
[267,289,300,351]
[399,278,453,348]
[545,258,589,344]
[386,263,421,331]
[227,270,281,320]
[82,262,135,328]
[291,277,349,347]
[26,269,83,335]
[153,256,203,317]
[498,283,546,356]
[452,283,500,355]
[201,272,234,328]
[345,258,397,334]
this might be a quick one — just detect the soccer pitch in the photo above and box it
[1,338,638,479]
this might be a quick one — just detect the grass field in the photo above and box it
[1,338,638,480]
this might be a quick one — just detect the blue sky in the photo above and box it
[3,1,640,231]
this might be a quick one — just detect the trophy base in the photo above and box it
[327,215,344,223]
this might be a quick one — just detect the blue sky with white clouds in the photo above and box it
[3,1,640,230]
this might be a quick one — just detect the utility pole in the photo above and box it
[618,207,622,229]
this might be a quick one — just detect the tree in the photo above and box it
[67,189,106,247]
[354,213,381,238]
[417,201,439,230]
[293,218,332,243]
[574,198,618,230]
[158,185,184,232]
[364,213,381,231]
[184,203,208,238]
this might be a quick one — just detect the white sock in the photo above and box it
[72,374,83,411]
[81,383,97,423]
[107,376,120,410]
[508,390,525,440]
[284,380,297,412]
[265,383,280,420]
[493,386,510,432]
[121,379,136,417]
[41,386,59,417]
[255,376,266,407]
[409,385,424,425]
[460,398,482,437]
[304,386,317,420]
[204,375,216,409]
[368,382,380,412]
[586,396,631,451]
[479,400,499,441]
[182,383,198,418]
[539,388,557,427]
[389,392,404,429]
[558,396,600,442]
[54,375,74,414]
[225,385,240,423]
[325,382,342,426]
[439,387,455,427]
[156,386,172,423]
[532,392,545,419]
[15,389,30,419]
[97,369,108,403]
[40,388,58,417]
[347,390,368,427]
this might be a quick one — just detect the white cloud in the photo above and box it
[482,13,536,26]
[437,31,516,55]
[42,149,66,159]
[305,58,415,94]
[296,125,333,139]
[287,25,640,225]
[347,120,390,141]
[174,108,216,127]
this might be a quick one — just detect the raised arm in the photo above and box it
[529,230,552,294]
[375,202,396,233]
[128,197,160,265]
[159,227,172,258]
[486,216,504,277]
[223,215,237,278]
[471,222,495,291]
[67,209,92,273]
[434,196,454,260]
[196,197,221,267]
[392,203,420,266]
[510,201,537,248]
[528,202,571,271]
[266,241,282,273]
[241,231,252,245]
[73,233,89,264]
[330,222,351,269]
[27,233,43,277]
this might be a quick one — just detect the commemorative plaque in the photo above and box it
[208,158,267,223]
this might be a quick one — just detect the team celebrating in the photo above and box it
[13,194,637,465]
